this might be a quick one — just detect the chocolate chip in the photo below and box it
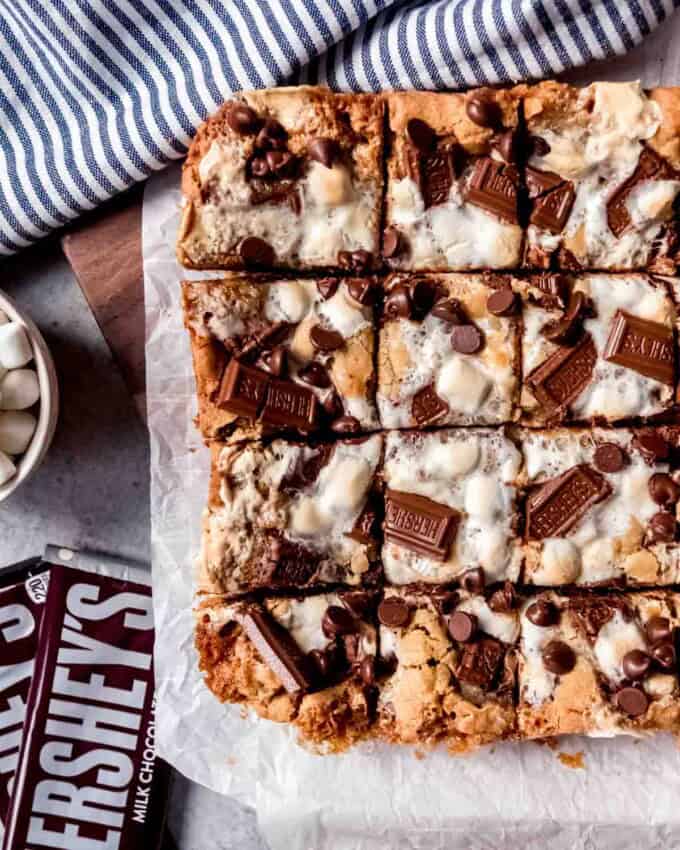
[486,288,517,317]
[227,103,260,135]
[331,415,361,434]
[250,156,270,178]
[377,597,411,628]
[649,473,680,507]
[266,150,295,178]
[310,325,344,352]
[461,567,485,594]
[321,389,343,418]
[622,649,652,680]
[432,298,466,323]
[651,641,676,670]
[593,443,627,474]
[384,285,412,319]
[635,432,670,463]
[256,118,287,149]
[406,117,436,152]
[448,610,478,643]
[497,129,520,164]
[338,250,373,273]
[382,227,402,259]
[431,590,459,616]
[648,510,676,543]
[308,137,339,168]
[298,361,331,389]
[542,640,576,675]
[317,278,339,300]
[646,616,672,645]
[530,136,551,157]
[616,686,649,717]
[257,346,286,377]
[308,648,332,678]
[450,324,484,354]
[347,278,377,306]
[359,655,376,686]
[239,236,274,267]
[322,605,357,639]
[488,582,516,613]
[526,600,559,627]
[410,278,437,318]
[466,94,502,129]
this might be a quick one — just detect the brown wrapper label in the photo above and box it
[0,560,49,842]
[2,547,170,850]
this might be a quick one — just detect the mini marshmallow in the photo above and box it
[0,369,40,411]
[0,411,37,455]
[0,450,16,486]
[0,322,33,369]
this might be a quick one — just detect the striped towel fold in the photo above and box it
[0,0,677,256]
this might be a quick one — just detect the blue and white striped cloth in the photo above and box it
[0,0,677,256]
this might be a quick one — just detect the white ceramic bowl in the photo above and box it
[0,290,59,502]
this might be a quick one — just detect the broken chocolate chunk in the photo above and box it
[526,464,612,540]
[568,596,629,642]
[456,637,505,690]
[603,310,674,386]
[541,290,586,345]
[384,489,460,561]
[262,537,320,587]
[412,384,450,426]
[464,158,519,224]
[607,147,674,237]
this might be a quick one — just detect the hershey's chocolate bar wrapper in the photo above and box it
[2,546,171,850]
[0,559,49,843]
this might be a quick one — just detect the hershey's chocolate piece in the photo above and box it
[345,497,379,544]
[525,333,597,412]
[261,378,319,430]
[249,179,301,214]
[525,167,563,199]
[530,184,576,234]
[262,537,321,587]
[0,560,49,833]
[568,595,629,642]
[3,547,170,850]
[603,310,674,386]
[607,148,673,237]
[540,290,586,345]
[456,637,504,690]
[411,383,450,426]
[420,147,457,208]
[217,359,269,419]
[464,158,519,224]
[527,464,612,540]
[384,489,460,561]
[240,605,316,693]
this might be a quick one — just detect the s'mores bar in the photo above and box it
[199,435,383,595]
[196,591,379,751]
[178,87,384,272]
[519,427,680,586]
[376,587,519,751]
[383,89,523,271]
[522,81,680,272]
[377,273,520,428]
[520,273,676,425]
[518,591,680,738]
[381,429,522,586]
[182,276,378,443]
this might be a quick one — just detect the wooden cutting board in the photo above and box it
[61,185,146,420]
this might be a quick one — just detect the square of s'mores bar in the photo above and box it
[518,591,680,739]
[520,273,676,425]
[196,591,379,751]
[182,275,379,443]
[177,87,384,272]
[519,427,680,587]
[376,587,519,751]
[199,435,383,595]
[377,273,520,428]
[383,88,523,271]
[381,429,522,586]
[522,81,680,272]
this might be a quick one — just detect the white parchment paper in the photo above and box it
[144,163,680,850]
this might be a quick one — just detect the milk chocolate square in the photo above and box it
[519,273,676,425]
[177,86,384,272]
[384,89,523,271]
[518,590,680,739]
[199,435,383,595]
[518,427,680,587]
[376,587,519,751]
[377,273,521,428]
[182,275,379,443]
[381,429,522,586]
[522,81,680,273]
